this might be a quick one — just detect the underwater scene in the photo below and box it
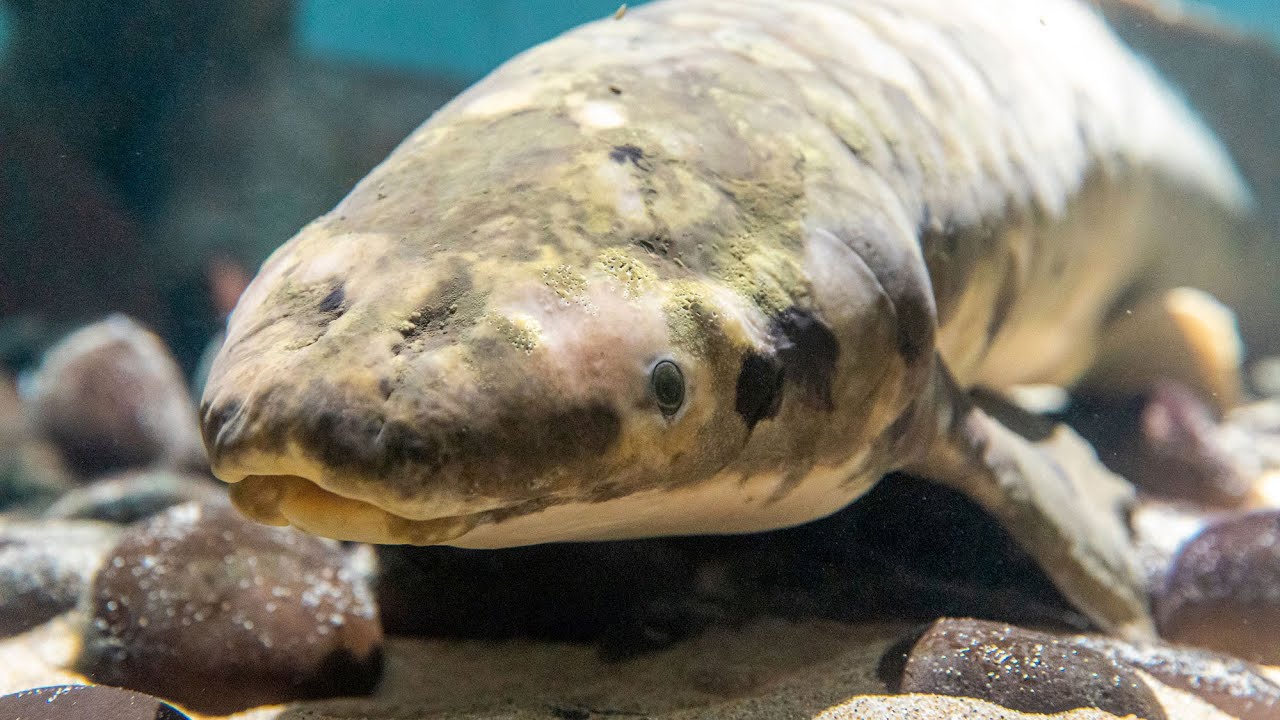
[1,0,1279,718]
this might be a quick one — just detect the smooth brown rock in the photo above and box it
[1155,510,1280,664]
[78,501,382,714]
[0,684,189,720]
[27,316,206,476]
[0,373,74,510]
[899,618,1165,719]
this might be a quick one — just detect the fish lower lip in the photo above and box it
[229,474,483,545]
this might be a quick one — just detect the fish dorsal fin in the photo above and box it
[1092,0,1280,243]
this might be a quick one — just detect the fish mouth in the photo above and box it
[229,474,487,545]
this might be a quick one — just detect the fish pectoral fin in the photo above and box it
[905,364,1155,641]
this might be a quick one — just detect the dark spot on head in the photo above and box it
[735,351,784,430]
[609,144,650,170]
[608,85,623,95]
[318,285,345,314]
[772,308,840,410]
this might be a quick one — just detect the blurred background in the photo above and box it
[0,0,1276,379]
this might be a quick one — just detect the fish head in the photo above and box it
[201,57,934,546]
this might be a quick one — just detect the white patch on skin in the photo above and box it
[571,99,627,129]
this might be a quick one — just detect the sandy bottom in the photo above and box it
[1,613,900,720]
[4,611,1274,720]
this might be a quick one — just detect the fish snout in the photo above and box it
[200,372,623,544]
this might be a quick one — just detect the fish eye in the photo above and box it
[650,360,685,416]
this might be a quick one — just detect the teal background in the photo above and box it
[0,1,1276,79]
[295,0,1275,79]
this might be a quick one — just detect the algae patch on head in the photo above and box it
[664,280,726,357]
[714,234,811,315]
[542,264,589,305]
[486,312,543,353]
[596,248,657,297]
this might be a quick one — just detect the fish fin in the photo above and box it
[905,361,1155,640]
[1084,287,1244,415]
[1094,0,1280,247]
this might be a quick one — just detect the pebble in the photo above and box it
[78,501,382,714]
[1069,385,1254,507]
[1155,509,1280,664]
[1133,383,1254,506]
[43,469,222,525]
[0,684,190,720]
[1076,635,1280,720]
[897,617,1165,720]
[0,374,73,510]
[818,693,1127,719]
[0,520,118,637]
[25,315,206,476]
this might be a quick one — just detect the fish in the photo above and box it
[199,0,1280,640]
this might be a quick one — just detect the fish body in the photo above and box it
[201,0,1279,635]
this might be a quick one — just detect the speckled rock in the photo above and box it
[1076,635,1280,720]
[26,316,206,476]
[0,684,190,719]
[1155,510,1280,664]
[897,618,1165,719]
[0,520,118,637]
[817,694,1128,719]
[78,501,382,714]
[43,469,222,525]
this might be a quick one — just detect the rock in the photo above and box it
[1076,635,1280,720]
[1155,509,1280,664]
[0,374,73,511]
[897,618,1165,719]
[817,694,1128,719]
[78,501,382,714]
[0,520,118,637]
[43,469,222,525]
[0,684,189,720]
[26,316,206,476]
[1068,386,1258,508]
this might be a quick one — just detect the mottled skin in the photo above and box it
[201,0,1279,638]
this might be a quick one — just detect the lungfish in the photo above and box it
[199,0,1280,639]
